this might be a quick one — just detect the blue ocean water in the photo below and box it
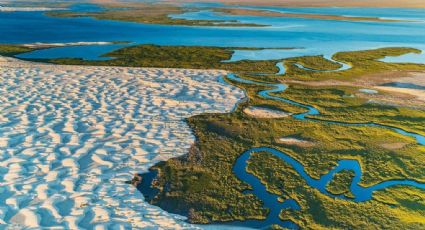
[1,4,425,62]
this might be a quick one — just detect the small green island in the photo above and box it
[326,170,356,198]
[2,44,425,229]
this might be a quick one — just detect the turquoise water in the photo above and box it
[17,44,127,60]
[1,4,425,63]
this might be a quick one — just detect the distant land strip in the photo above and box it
[215,8,407,22]
[161,0,425,8]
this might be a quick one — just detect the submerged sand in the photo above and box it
[0,56,244,228]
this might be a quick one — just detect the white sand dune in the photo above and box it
[0,56,245,229]
[0,6,66,12]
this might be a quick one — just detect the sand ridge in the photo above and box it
[0,56,245,228]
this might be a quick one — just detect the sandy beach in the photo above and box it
[0,56,244,228]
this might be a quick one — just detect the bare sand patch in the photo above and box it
[285,71,425,108]
[374,86,425,102]
[373,72,425,102]
[380,142,408,150]
[277,137,316,147]
[244,106,290,118]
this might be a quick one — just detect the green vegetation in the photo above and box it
[38,45,281,74]
[279,83,425,135]
[147,105,424,227]
[142,47,425,228]
[46,3,265,27]
[278,47,425,82]
[326,170,355,198]
[248,152,425,229]
[374,186,425,223]
[148,133,268,223]
[288,55,342,71]
[0,45,34,56]
[214,8,406,23]
[3,44,425,228]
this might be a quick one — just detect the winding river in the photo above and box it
[226,73,425,145]
[293,55,352,72]
[226,63,425,228]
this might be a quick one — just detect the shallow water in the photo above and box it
[16,44,127,61]
[381,82,425,90]
[1,4,425,63]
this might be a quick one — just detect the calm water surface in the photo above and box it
[1,4,424,62]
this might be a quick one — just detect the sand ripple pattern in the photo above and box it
[0,57,244,229]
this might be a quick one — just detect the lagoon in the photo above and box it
[1,5,425,62]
